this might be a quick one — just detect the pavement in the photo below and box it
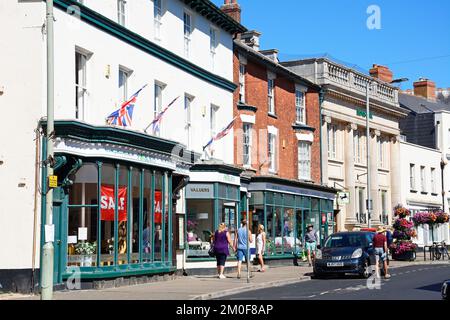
[1,256,448,300]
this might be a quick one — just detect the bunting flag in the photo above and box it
[144,96,180,134]
[203,117,237,151]
[106,84,148,127]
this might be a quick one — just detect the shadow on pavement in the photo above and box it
[416,282,443,293]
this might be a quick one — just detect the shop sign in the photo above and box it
[154,191,162,224]
[101,185,127,221]
[356,109,373,119]
[186,184,214,199]
[337,192,350,205]
[321,214,327,224]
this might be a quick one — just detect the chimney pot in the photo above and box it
[413,78,436,101]
[369,64,393,83]
[221,0,241,24]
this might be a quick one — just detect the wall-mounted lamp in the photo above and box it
[105,65,111,79]
[0,86,4,96]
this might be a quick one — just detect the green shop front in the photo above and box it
[184,163,243,262]
[246,176,337,259]
[41,121,196,286]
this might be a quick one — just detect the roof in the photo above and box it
[399,93,450,114]
[181,0,247,34]
[234,40,321,91]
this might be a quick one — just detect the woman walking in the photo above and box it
[212,223,233,279]
[256,224,266,272]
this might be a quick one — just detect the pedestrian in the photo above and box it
[256,224,266,272]
[304,224,318,267]
[211,223,233,279]
[234,219,253,279]
[385,227,393,265]
[373,226,391,279]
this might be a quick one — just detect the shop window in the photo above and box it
[274,208,283,254]
[117,166,128,265]
[67,206,98,267]
[274,193,283,206]
[249,192,264,205]
[218,184,227,199]
[295,209,304,252]
[284,194,295,207]
[100,164,116,266]
[186,200,214,258]
[283,208,296,254]
[266,192,274,205]
[249,205,264,235]
[266,206,274,255]
[164,173,170,262]
[130,169,141,264]
[302,196,311,209]
[154,172,163,261]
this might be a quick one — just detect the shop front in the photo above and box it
[246,176,337,259]
[184,163,243,262]
[41,121,196,286]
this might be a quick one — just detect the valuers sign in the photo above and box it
[101,185,127,221]
[186,184,214,199]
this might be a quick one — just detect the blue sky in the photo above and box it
[213,0,450,89]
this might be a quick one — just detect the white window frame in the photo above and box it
[295,90,306,124]
[154,0,163,40]
[431,167,436,194]
[75,50,88,120]
[327,124,337,159]
[268,78,275,114]
[353,130,366,164]
[410,164,416,190]
[117,0,126,27]
[243,123,253,167]
[184,94,194,147]
[210,27,218,71]
[356,186,366,223]
[298,141,311,180]
[210,104,219,137]
[239,63,246,103]
[183,11,192,58]
[268,132,277,172]
[118,67,130,104]
[420,166,427,193]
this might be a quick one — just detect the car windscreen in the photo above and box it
[324,234,368,248]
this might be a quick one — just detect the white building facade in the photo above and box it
[399,141,449,246]
[0,0,245,293]
[283,60,408,232]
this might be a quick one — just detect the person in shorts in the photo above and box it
[373,226,391,279]
[234,219,253,279]
[304,224,318,267]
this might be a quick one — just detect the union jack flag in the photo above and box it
[106,84,147,127]
[145,96,180,134]
[203,117,236,151]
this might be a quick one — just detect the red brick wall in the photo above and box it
[233,49,321,184]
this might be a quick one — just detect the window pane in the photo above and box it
[154,172,163,261]
[117,166,128,264]
[186,200,214,258]
[283,208,295,254]
[67,207,98,267]
[69,163,98,205]
[274,207,282,254]
[164,173,170,262]
[266,206,274,255]
[130,169,140,264]
[142,170,152,262]
[100,164,115,266]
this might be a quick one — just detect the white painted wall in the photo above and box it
[0,0,235,271]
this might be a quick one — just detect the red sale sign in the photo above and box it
[101,185,127,222]
[154,191,162,224]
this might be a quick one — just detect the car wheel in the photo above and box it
[359,260,371,279]
[312,271,323,279]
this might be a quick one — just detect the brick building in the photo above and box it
[221,1,337,257]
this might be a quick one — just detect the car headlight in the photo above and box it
[316,249,322,259]
[351,248,363,259]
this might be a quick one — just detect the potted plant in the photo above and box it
[75,241,96,267]
[390,205,417,261]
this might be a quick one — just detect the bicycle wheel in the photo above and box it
[435,248,442,260]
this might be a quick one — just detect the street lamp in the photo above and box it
[365,77,408,228]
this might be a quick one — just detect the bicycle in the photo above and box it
[430,241,450,260]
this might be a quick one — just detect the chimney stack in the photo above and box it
[369,64,393,83]
[260,49,279,63]
[221,0,241,24]
[413,78,436,101]
[240,30,262,51]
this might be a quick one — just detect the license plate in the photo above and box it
[327,262,344,267]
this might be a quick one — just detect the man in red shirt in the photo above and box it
[373,226,391,279]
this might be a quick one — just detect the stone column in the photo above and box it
[390,135,401,210]
[345,123,357,225]
[370,130,381,225]
[321,116,331,185]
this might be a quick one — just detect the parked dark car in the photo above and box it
[313,231,375,279]
[442,280,450,300]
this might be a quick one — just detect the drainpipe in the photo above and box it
[31,127,41,293]
[441,159,446,210]
[319,89,325,186]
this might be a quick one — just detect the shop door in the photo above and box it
[223,205,236,255]
[52,200,64,285]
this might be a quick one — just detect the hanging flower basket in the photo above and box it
[412,211,449,226]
